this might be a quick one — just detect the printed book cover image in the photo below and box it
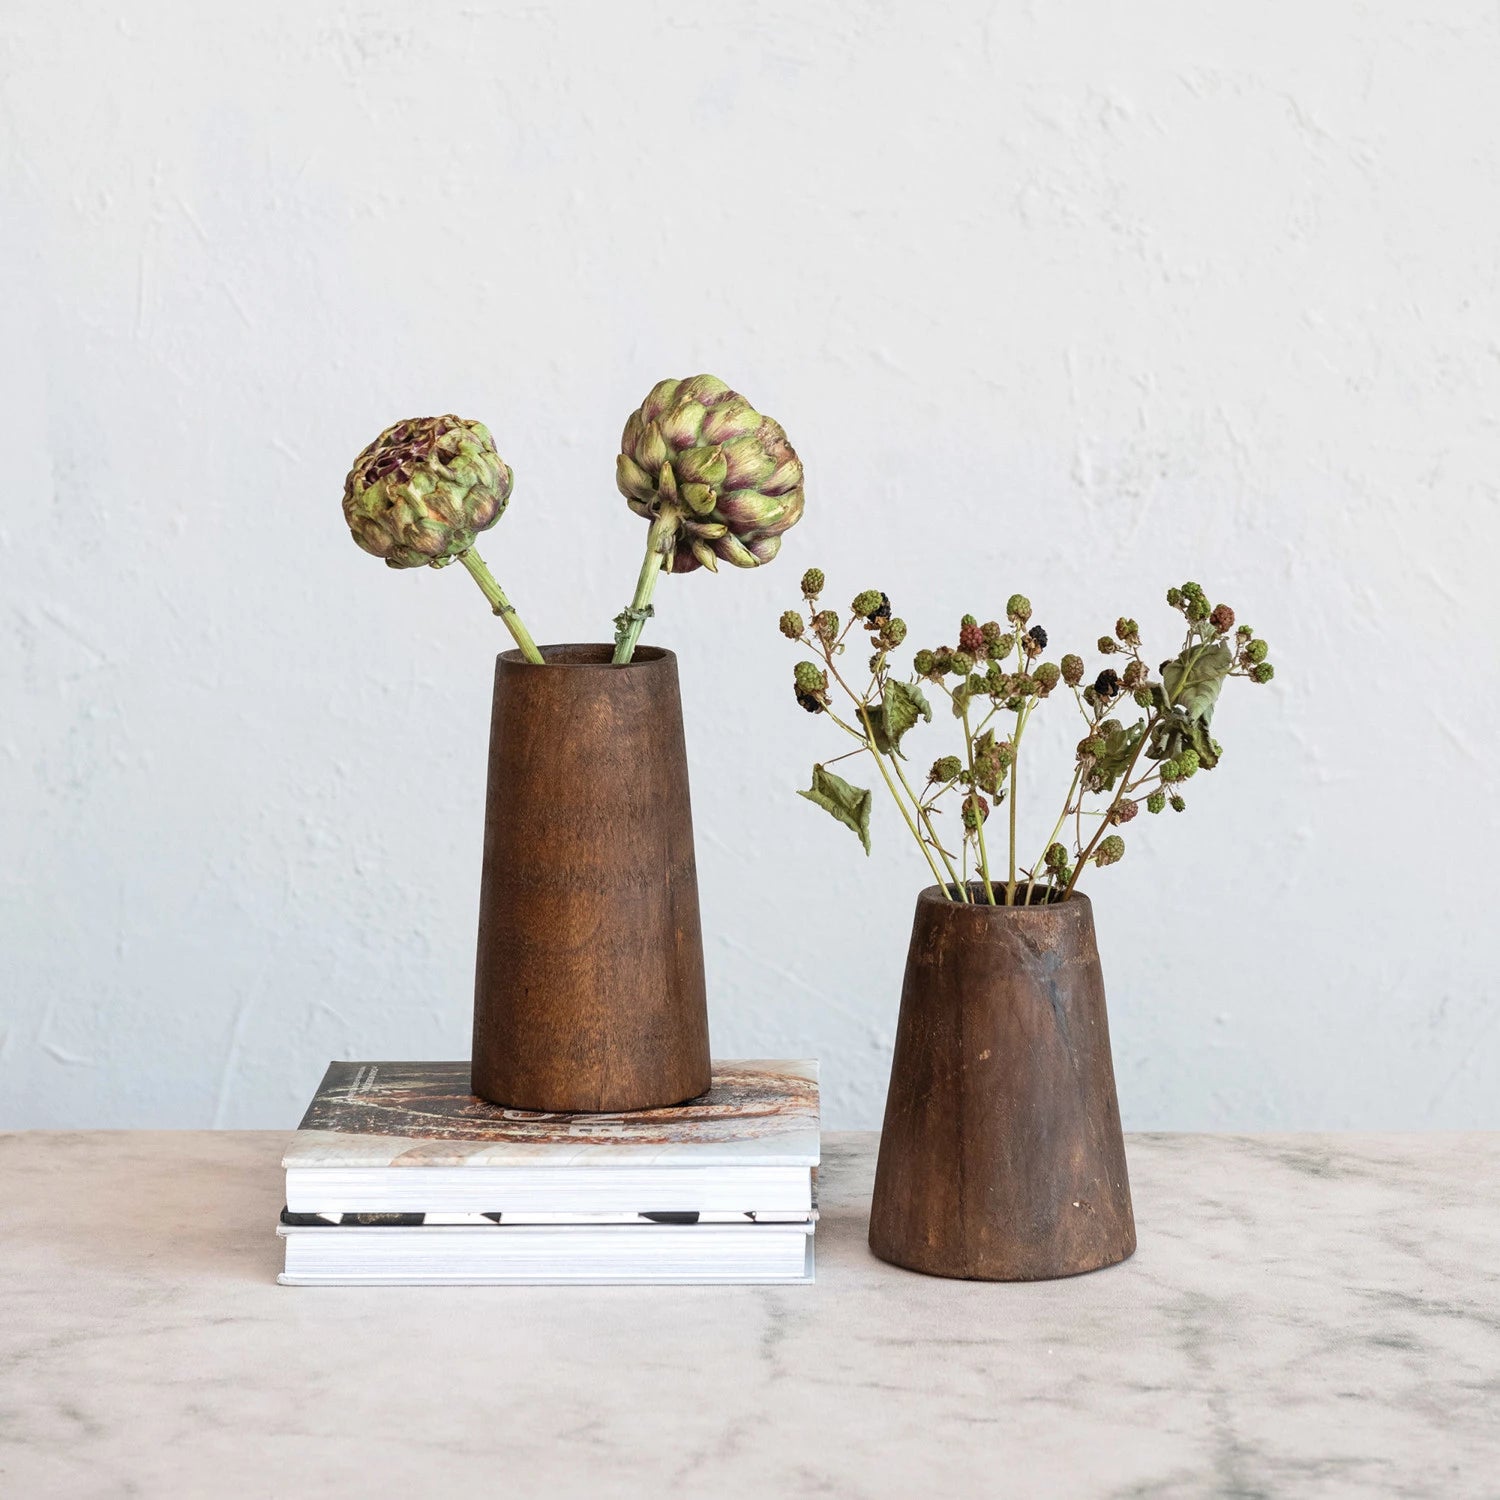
[284,1060,820,1170]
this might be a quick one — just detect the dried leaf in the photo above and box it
[797,765,873,854]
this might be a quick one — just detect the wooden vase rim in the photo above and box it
[497,643,675,669]
[915,883,1090,918]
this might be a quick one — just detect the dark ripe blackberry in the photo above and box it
[1094,668,1120,699]
[958,620,984,654]
[867,592,892,627]
[795,690,825,714]
[1027,625,1048,650]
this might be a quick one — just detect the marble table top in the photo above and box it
[3,1130,1497,1498]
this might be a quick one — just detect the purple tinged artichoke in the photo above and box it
[615,375,804,573]
[343,416,512,569]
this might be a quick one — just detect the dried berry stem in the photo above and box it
[960,699,996,905]
[820,652,956,899]
[1063,730,1152,898]
[458,548,544,665]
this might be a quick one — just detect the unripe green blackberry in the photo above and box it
[800,567,824,599]
[987,632,1016,662]
[1147,791,1166,814]
[1186,596,1210,622]
[912,648,936,676]
[1012,673,1036,697]
[1210,604,1235,633]
[930,755,963,783]
[961,792,990,829]
[1115,617,1139,644]
[932,645,954,674]
[1177,749,1200,778]
[1061,654,1085,686]
[1121,659,1147,689]
[1244,638,1269,663]
[779,609,804,639]
[1159,757,1180,780]
[793,660,828,713]
[813,609,839,643]
[881,617,908,647]
[1006,593,1032,625]
[1170,794,1186,812]
[1181,581,1205,602]
[1079,735,1105,760]
[951,650,974,675]
[1166,587,1184,608]
[1134,687,1153,707]
[980,620,1004,647]
[958,617,984,654]
[985,663,1007,696]
[1033,662,1061,694]
[1236,623,1254,641]
[1252,662,1275,683]
[1094,835,1125,867]
[1097,635,1118,654]
[1044,842,1069,869]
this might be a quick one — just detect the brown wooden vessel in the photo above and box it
[869,884,1135,1280]
[470,644,711,1112]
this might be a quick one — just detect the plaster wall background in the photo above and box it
[3,1,1497,1128]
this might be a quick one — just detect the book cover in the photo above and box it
[284,1059,819,1170]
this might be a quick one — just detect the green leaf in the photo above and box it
[797,765,873,854]
[1151,642,1232,763]
[1162,641,1232,724]
[863,680,931,757]
[1091,720,1145,792]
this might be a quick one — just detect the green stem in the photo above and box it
[1029,765,1082,905]
[853,702,954,897]
[822,652,955,900]
[1005,700,1032,905]
[458,548,544,665]
[889,753,968,901]
[612,513,675,664]
[1063,724,1154,899]
[960,700,996,905]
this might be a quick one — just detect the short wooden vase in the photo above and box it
[470,645,711,1113]
[869,885,1135,1280]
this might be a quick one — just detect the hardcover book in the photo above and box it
[282,1059,820,1216]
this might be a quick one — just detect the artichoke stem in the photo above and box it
[612,512,675,664]
[458,548,544,665]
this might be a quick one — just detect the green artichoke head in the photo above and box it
[343,415,513,569]
[616,374,804,573]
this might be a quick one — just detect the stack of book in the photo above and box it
[277,1058,819,1285]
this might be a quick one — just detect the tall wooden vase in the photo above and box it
[470,644,711,1112]
[869,885,1135,1280]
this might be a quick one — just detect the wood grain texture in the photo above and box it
[869,885,1135,1280]
[470,645,710,1112]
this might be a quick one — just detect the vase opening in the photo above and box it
[938,881,1065,908]
[498,643,672,668]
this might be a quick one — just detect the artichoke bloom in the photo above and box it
[616,375,804,574]
[343,415,513,570]
[342,414,542,663]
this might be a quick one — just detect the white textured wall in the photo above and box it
[3,1,1497,1130]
